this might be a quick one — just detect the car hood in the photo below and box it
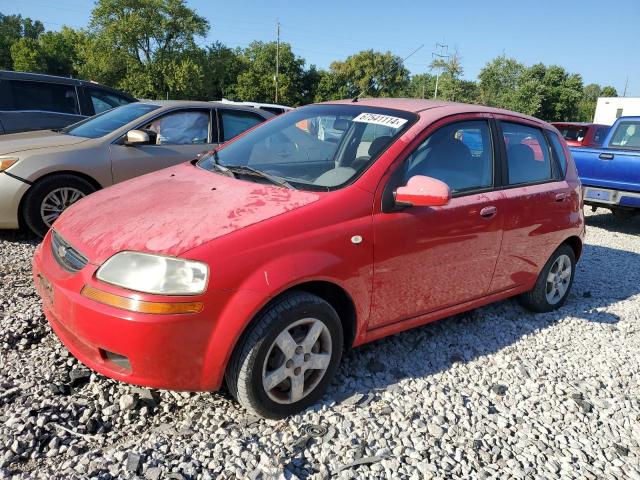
[53,162,322,264]
[0,130,90,155]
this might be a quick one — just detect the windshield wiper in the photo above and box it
[224,164,294,189]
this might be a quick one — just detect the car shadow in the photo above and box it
[321,242,638,407]
[585,209,640,235]
[0,228,39,246]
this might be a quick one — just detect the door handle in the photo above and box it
[480,206,497,218]
[555,192,567,202]
[599,153,614,160]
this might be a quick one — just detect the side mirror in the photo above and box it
[124,129,150,146]
[394,175,451,208]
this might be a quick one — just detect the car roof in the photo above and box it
[139,99,274,117]
[0,70,137,100]
[323,98,548,125]
[551,122,608,127]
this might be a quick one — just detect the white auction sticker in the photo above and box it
[352,112,408,128]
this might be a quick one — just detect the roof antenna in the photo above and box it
[352,44,425,102]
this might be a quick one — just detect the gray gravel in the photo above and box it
[1,208,639,479]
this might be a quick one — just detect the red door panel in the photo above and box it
[370,190,506,329]
[489,181,572,292]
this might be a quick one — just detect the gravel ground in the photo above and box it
[1,208,639,479]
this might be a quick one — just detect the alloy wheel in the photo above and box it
[262,318,332,404]
[545,254,572,305]
[40,187,86,227]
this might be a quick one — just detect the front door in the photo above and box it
[109,109,215,184]
[369,117,505,329]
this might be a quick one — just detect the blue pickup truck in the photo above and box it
[572,116,640,218]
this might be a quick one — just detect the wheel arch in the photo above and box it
[562,235,583,261]
[17,170,103,227]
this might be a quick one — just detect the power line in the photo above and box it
[431,42,449,100]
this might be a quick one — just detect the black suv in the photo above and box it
[0,71,137,134]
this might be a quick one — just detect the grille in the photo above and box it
[51,230,88,272]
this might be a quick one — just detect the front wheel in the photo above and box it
[226,292,343,419]
[22,174,96,237]
[518,244,576,313]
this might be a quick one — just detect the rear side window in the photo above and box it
[9,80,79,114]
[547,132,568,177]
[503,122,552,185]
[592,127,609,145]
[608,121,640,148]
[403,120,494,194]
[88,88,132,114]
[220,109,263,142]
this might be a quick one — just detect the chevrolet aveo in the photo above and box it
[33,99,585,418]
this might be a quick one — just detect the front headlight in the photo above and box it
[96,252,208,295]
[0,156,19,171]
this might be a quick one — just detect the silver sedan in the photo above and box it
[0,100,273,236]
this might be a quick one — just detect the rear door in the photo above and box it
[109,108,215,183]
[490,118,572,292]
[370,115,506,329]
[2,79,85,133]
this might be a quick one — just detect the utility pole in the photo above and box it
[432,42,449,100]
[623,76,628,97]
[275,19,280,103]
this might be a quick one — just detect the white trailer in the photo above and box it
[593,97,640,125]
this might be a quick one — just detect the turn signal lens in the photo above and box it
[81,286,203,314]
[0,157,19,171]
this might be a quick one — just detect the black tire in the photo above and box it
[22,174,96,238]
[226,291,343,419]
[518,244,576,313]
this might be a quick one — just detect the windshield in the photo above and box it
[556,125,588,142]
[62,103,160,138]
[197,104,416,190]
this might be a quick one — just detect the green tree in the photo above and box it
[233,41,311,106]
[79,0,209,99]
[402,73,437,98]
[601,86,618,97]
[478,55,526,107]
[316,49,410,101]
[0,13,44,69]
[197,42,245,100]
[10,37,46,72]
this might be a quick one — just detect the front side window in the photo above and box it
[402,120,494,194]
[198,105,416,190]
[9,80,79,115]
[503,122,552,185]
[62,103,160,138]
[608,121,640,148]
[141,110,209,145]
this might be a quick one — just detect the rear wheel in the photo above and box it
[226,291,343,419]
[518,244,576,313]
[23,174,96,237]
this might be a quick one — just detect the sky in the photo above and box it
[2,0,639,96]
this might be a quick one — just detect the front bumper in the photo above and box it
[32,232,230,391]
[583,185,640,209]
[0,171,30,229]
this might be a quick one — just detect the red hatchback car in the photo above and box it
[33,99,585,418]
